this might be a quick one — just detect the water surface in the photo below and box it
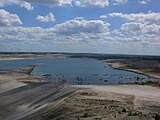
[0,58,151,84]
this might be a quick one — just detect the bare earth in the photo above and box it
[1,69,159,120]
[0,55,160,120]
[0,54,71,60]
[32,85,159,120]
[0,66,78,120]
[104,60,160,80]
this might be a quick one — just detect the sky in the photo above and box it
[0,0,160,55]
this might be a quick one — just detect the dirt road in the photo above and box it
[0,66,78,120]
[0,82,77,120]
[75,85,160,115]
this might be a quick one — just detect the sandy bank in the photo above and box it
[74,85,160,102]
[73,85,160,118]
[0,54,71,61]
[33,84,160,120]
[0,65,78,120]
[103,60,160,80]
[0,59,160,120]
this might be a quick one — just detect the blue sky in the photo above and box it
[0,0,160,55]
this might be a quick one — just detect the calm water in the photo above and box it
[0,58,152,84]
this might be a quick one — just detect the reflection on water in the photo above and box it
[0,58,152,84]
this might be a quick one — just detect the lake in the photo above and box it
[0,58,152,84]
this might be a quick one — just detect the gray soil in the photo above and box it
[0,66,78,120]
[0,55,160,120]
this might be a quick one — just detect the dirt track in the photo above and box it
[0,66,78,120]
[0,58,160,120]
[0,82,77,120]
[75,85,160,113]
[33,85,160,120]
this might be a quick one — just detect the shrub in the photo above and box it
[83,113,91,118]
[122,108,127,112]
[155,114,160,120]
[128,111,139,116]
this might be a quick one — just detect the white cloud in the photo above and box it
[18,1,33,10]
[0,0,152,10]
[0,0,71,10]
[100,15,108,19]
[113,0,128,5]
[54,19,110,35]
[138,0,150,4]
[1,19,159,45]
[73,0,109,8]
[36,12,55,22]
[0,0,110,9]
[0,0,33,10]
[74,17,85,20]
[121,22,160,35]
[0,19,110,44]
[0,17,159,54]
[0,9,22,26]
[23,0,72,6]
[108,12,160,24]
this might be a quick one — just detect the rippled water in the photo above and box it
[0,58,152,84]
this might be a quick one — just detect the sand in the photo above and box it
[0,54,71,61]
[103,60,160,80]
[32,84,160,120]
[0,66,78,120]
[75,85,160,110]
[0,55,160,120]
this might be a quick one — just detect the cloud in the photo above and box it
[100,15,108,19]
[0,19,111,51]
[0,0,152,10]
[121,22,160,35]
[0,0,71,10]
[36,12,55,22]
[0,19,110,44]
[0,0,33,10]
[74,17,85,20]
[108,12,160,24]
[0,9,22,26]
[0,0,110,9]
[54,19,110,35]
[1,19,159,45]
[113,0,128,5]
[0,17,159,54]
[23,0,72,6]
[138,0,150,4]
[73,0,109,8]
[18,1,33,10]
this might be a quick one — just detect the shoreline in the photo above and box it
[0,56,160,119]
[0,54,71,61]
[0,56,159,84]
[0,54,159,80]
[0,65,78,120]
[102,60,160,80]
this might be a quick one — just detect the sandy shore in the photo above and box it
[0,66,78,120]
[0,67,160,120]
[75,85,160,107]
[103,60,160,80]
[30,85,160,120]
[0,54,71,61]
[0,56,160,120]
